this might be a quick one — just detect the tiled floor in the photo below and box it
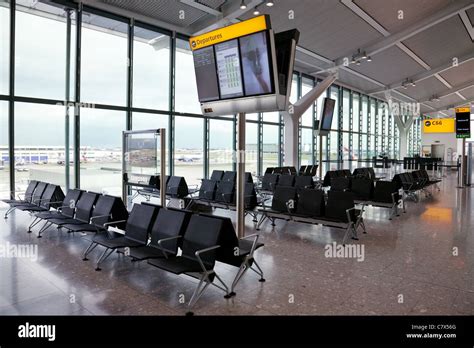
[0,172,473,315]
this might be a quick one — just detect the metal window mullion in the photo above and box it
[338,87,343,169]
[204,117,209,179]
[257,113,263,176]
[8,0,15,198]
[64,8,72,191]
[169,32,176,176]
[279,112,284,167]
[126,19,133,131]
[74,2,82,189]
[349,90,353,162]
[232,114,236,172]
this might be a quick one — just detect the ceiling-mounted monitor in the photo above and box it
[189,15,298,116]
[318,98,336,136]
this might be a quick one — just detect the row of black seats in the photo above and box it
[82,202,265,311]
[324,167,383,187]
[133,175,190,200]
[260,173,314,192]
[329,177,403,219]
[264,165,318,177]
[392,170,441,202]
[3,180,65,219]
[209,170,253,184]
[194,178,258,210]
[257,186,366,244]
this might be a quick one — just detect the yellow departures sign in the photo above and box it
[189,15,270,51]
[423,118,455,133]
[455,107,470,113]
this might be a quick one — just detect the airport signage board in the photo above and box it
[455,107,471,139]
[422,118,455,133]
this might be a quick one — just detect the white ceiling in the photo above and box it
[84,0,474,116]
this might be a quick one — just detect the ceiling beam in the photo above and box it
[179,0,222,17]
[338,0,473,63]
[459,9,474,41]
[367,51,474,95]
[425,98,474,114]
[189,0,262,35]
[418,80,474,103]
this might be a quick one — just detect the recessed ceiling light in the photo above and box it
[266,0,274,6]
[411,81,416,87]
[253,7,260,15]
[356,60,361,66]
[240,0,247,9]
[362,51,367,59]
[366,56,372,62]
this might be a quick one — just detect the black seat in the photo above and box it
[307,165,318,176]
[260,173,278,191]
[3,180,39,218]
[330,177,351,192]
[271,186,297,213]
[200,214,265,295]
[373,181,399,203]
[215,181,235,204]
[34,188,83,221]
[166,176,189,198]
[294,175,314,190]
[244,172,254,184]
[210,170,224,182]
[295,189,325,217]
[84,203,158,270]
[298,165,307,176]
[277,174,295,187]
[351,177,374,201]
[128,208,191,261]
[147,214,230,309]
[198,179,217,201]
[221,171,236,183]
[288,166,297,175]
[264,167,274,175]
[325,191,358,223]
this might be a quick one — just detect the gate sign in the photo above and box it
[423,118,454,133]
[455,107,471,139]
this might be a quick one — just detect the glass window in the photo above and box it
[1,0,9,95]
[262,124,279,170]
[15,2,66,99]
[352,93,360,133]
[81,12,128,106]
[342,132,350,161]
[342,89,350,131]
[132,112,169,173]
[0,101,8,198]
[246,113,259,121]
[175,38,200,114]
[361,134,368,160]
[174,116,203,185]
[301,77,313,127]
[329,131,338,161]
[352,132,359,160]
[133,26,170,110]
[263,111,280,123]
[300,128,312,165]
[370,135,376,157]
[378,103,385,137]
[209,119,234,174]
[361,96,368,134]
[15,103,65,188]
[80,108,125,195]
[330,86,339,131]
[370,99,376,135]
[246,122,258,175]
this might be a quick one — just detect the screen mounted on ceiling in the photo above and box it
[240,31,273,97]
[193,46,220,102]
[215,39,244,99]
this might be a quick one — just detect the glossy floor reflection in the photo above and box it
[1,172,473,315]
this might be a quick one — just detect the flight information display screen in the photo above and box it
[193,46,220,102]
[320,98,336,131]
[215,39,244,99]
[240,31,273,96]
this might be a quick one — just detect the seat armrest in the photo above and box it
[195,245,220,272]
[157,235,182,258]
[90,214,112,222]
[239,233,260,255]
